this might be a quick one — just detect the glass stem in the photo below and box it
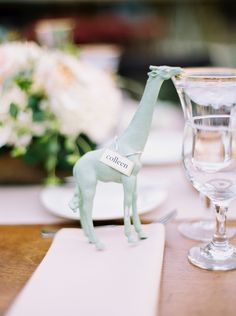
[212,203,229,248]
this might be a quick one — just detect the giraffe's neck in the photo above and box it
[118,76,164,152]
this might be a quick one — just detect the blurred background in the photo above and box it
[1,0,236,78]
[1,0,236,184]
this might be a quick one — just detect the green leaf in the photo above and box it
[15,76,32,92]
[14,70,33,92]
[11,146,26,157]
[22,133,96,182]
[77,134,96,155]
[23,133,58,164]
[47,136,59,154]
[9,102,19,119]
[44,175,61,186]
[23,138,47,165]
[66,153,80,165]
[45,155,57,173]
[27,94,46,122]
[28,94,44,110]
[65,137,76,151]
[32,110,45,122]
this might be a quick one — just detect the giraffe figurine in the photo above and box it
[69,65,182,250]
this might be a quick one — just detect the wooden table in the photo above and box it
[1,222,236,316]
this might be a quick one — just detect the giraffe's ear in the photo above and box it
[170,67,183,77]
[149,65,159,71]
[147,70,158,77]
[147,65,160,77]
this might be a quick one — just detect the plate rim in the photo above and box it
[40,184,168,221]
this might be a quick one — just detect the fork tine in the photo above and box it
[41,209,178,238]
[153,209,178,225]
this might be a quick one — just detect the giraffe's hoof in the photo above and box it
[95,241,105,251]
[138,231,148,240]
[128,235,137,243]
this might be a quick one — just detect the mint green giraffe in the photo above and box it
[69,65,182,250]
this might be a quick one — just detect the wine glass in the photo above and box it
[173,68,236,243]
[178,193,236,242]
[173,68,236,270]
[177,193,215,242]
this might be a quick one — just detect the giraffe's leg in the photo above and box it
[78,190,90,238]
[122,176,137,243]
[69,185,89,237]
[87,215,105,250]
[80,211,89,237]
[80,183,105,250]
[132,181,148,240]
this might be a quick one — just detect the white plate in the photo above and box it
[142,130,183,165]
[40,182,168,220]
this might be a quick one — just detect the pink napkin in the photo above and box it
[7,224,165,316]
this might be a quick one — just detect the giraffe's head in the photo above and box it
[148,65,182,80]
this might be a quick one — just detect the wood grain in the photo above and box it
[1,222,236,316]
[159,222,236,316]
[0,225,52,315]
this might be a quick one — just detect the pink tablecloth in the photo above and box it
[0,165,236,225]
[0,185,66,224]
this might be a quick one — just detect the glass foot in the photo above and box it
[178,221,236,242]
[188,243,236,271]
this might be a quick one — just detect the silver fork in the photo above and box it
[41,209,177,238]
[152,209,177,225]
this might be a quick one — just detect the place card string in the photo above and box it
[114,136,143,158]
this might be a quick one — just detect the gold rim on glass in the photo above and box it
[176,67,236,81]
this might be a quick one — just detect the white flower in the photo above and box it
[0,41,122,148]
[34,50,122,143]
[0,86,27,114]
[0,85,30,147]
[11,133,32,148]
[7,111,33,147]
[0,125,11,147]
[0,41,41,82]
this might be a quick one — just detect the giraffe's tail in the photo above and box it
[69,186,81,213]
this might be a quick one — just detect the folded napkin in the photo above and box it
[7,224,165,316]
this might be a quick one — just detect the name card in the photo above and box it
[100,149,134,176]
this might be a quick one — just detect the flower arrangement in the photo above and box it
[0,42,122,183]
